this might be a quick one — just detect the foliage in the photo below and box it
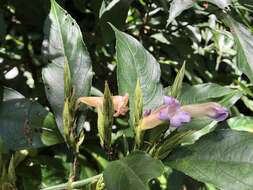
[1,0,253,189]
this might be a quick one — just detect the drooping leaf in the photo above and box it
[165,130,253,190]
[169,63,185,98]
[0,98,62,152]
[99,0,133,42]
[227,116,253,133]
[226,17,253,84]
[104,151,164,190]
[179,83,233,105]
[167,0,231,24]
[111,25,164,127]
[97,82,114,148]
[42,0,93,134]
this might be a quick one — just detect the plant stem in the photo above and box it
[41,174,103,190]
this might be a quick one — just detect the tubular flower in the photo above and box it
[77,94,129,117]
[140,96,229,130]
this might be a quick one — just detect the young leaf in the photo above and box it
[165,130,253,190]
[42,0,93,135]
[134,79,143,127]
[134,79,143,148]
[169,63,186,98]
[97,82,114,149]
[110,25,164,127]
[64,58,72,99]
[104,151,164,190]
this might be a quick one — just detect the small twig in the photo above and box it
[41,174,103,190]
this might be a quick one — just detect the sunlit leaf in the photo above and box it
[228,116,253,133]
[42,0,93,134]
[111,25,164,127]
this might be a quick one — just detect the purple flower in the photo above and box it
[206,105,229,121]
[158,96,191,127]
[139,97,229,131]
[181,102,229,121]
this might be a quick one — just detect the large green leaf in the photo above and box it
[167,0,231,24]
[179,83,233,105]
[104,151,164,190]
[42,0,93,134]
[111,26,164,126]
[227,116,253,132]
[165,130,253,190]
[226,17,253,84]
[0,98,62,152]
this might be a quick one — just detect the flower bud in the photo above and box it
[181,102,229,121]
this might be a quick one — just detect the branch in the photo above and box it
[41,174,103,190]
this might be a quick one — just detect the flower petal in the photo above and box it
[181,102,229,121]
[209,106,229,121]
[170,111,191,128]
[164,96,180,108]
[143,109,152,117]
[158,107,170,121]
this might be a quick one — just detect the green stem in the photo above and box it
[41,174,103,190]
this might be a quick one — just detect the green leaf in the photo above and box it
[134,79,143,128]
[111,25,164,127]
[64,58,72,99]
[0,98,62,152]
[165,129,253,190]
[167,0,194,24]
[241,96,253,111]
[169,63,185,98]
[104,151,164,190]
[42,0,93,135]
[97,82,114,148]
[179,83,233,105]
[227,116,253,132]
[99,0,133,42]
[2,86,24,101]
[226,17,253,84]
[134,79,143,148]
[167,0,231,24]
